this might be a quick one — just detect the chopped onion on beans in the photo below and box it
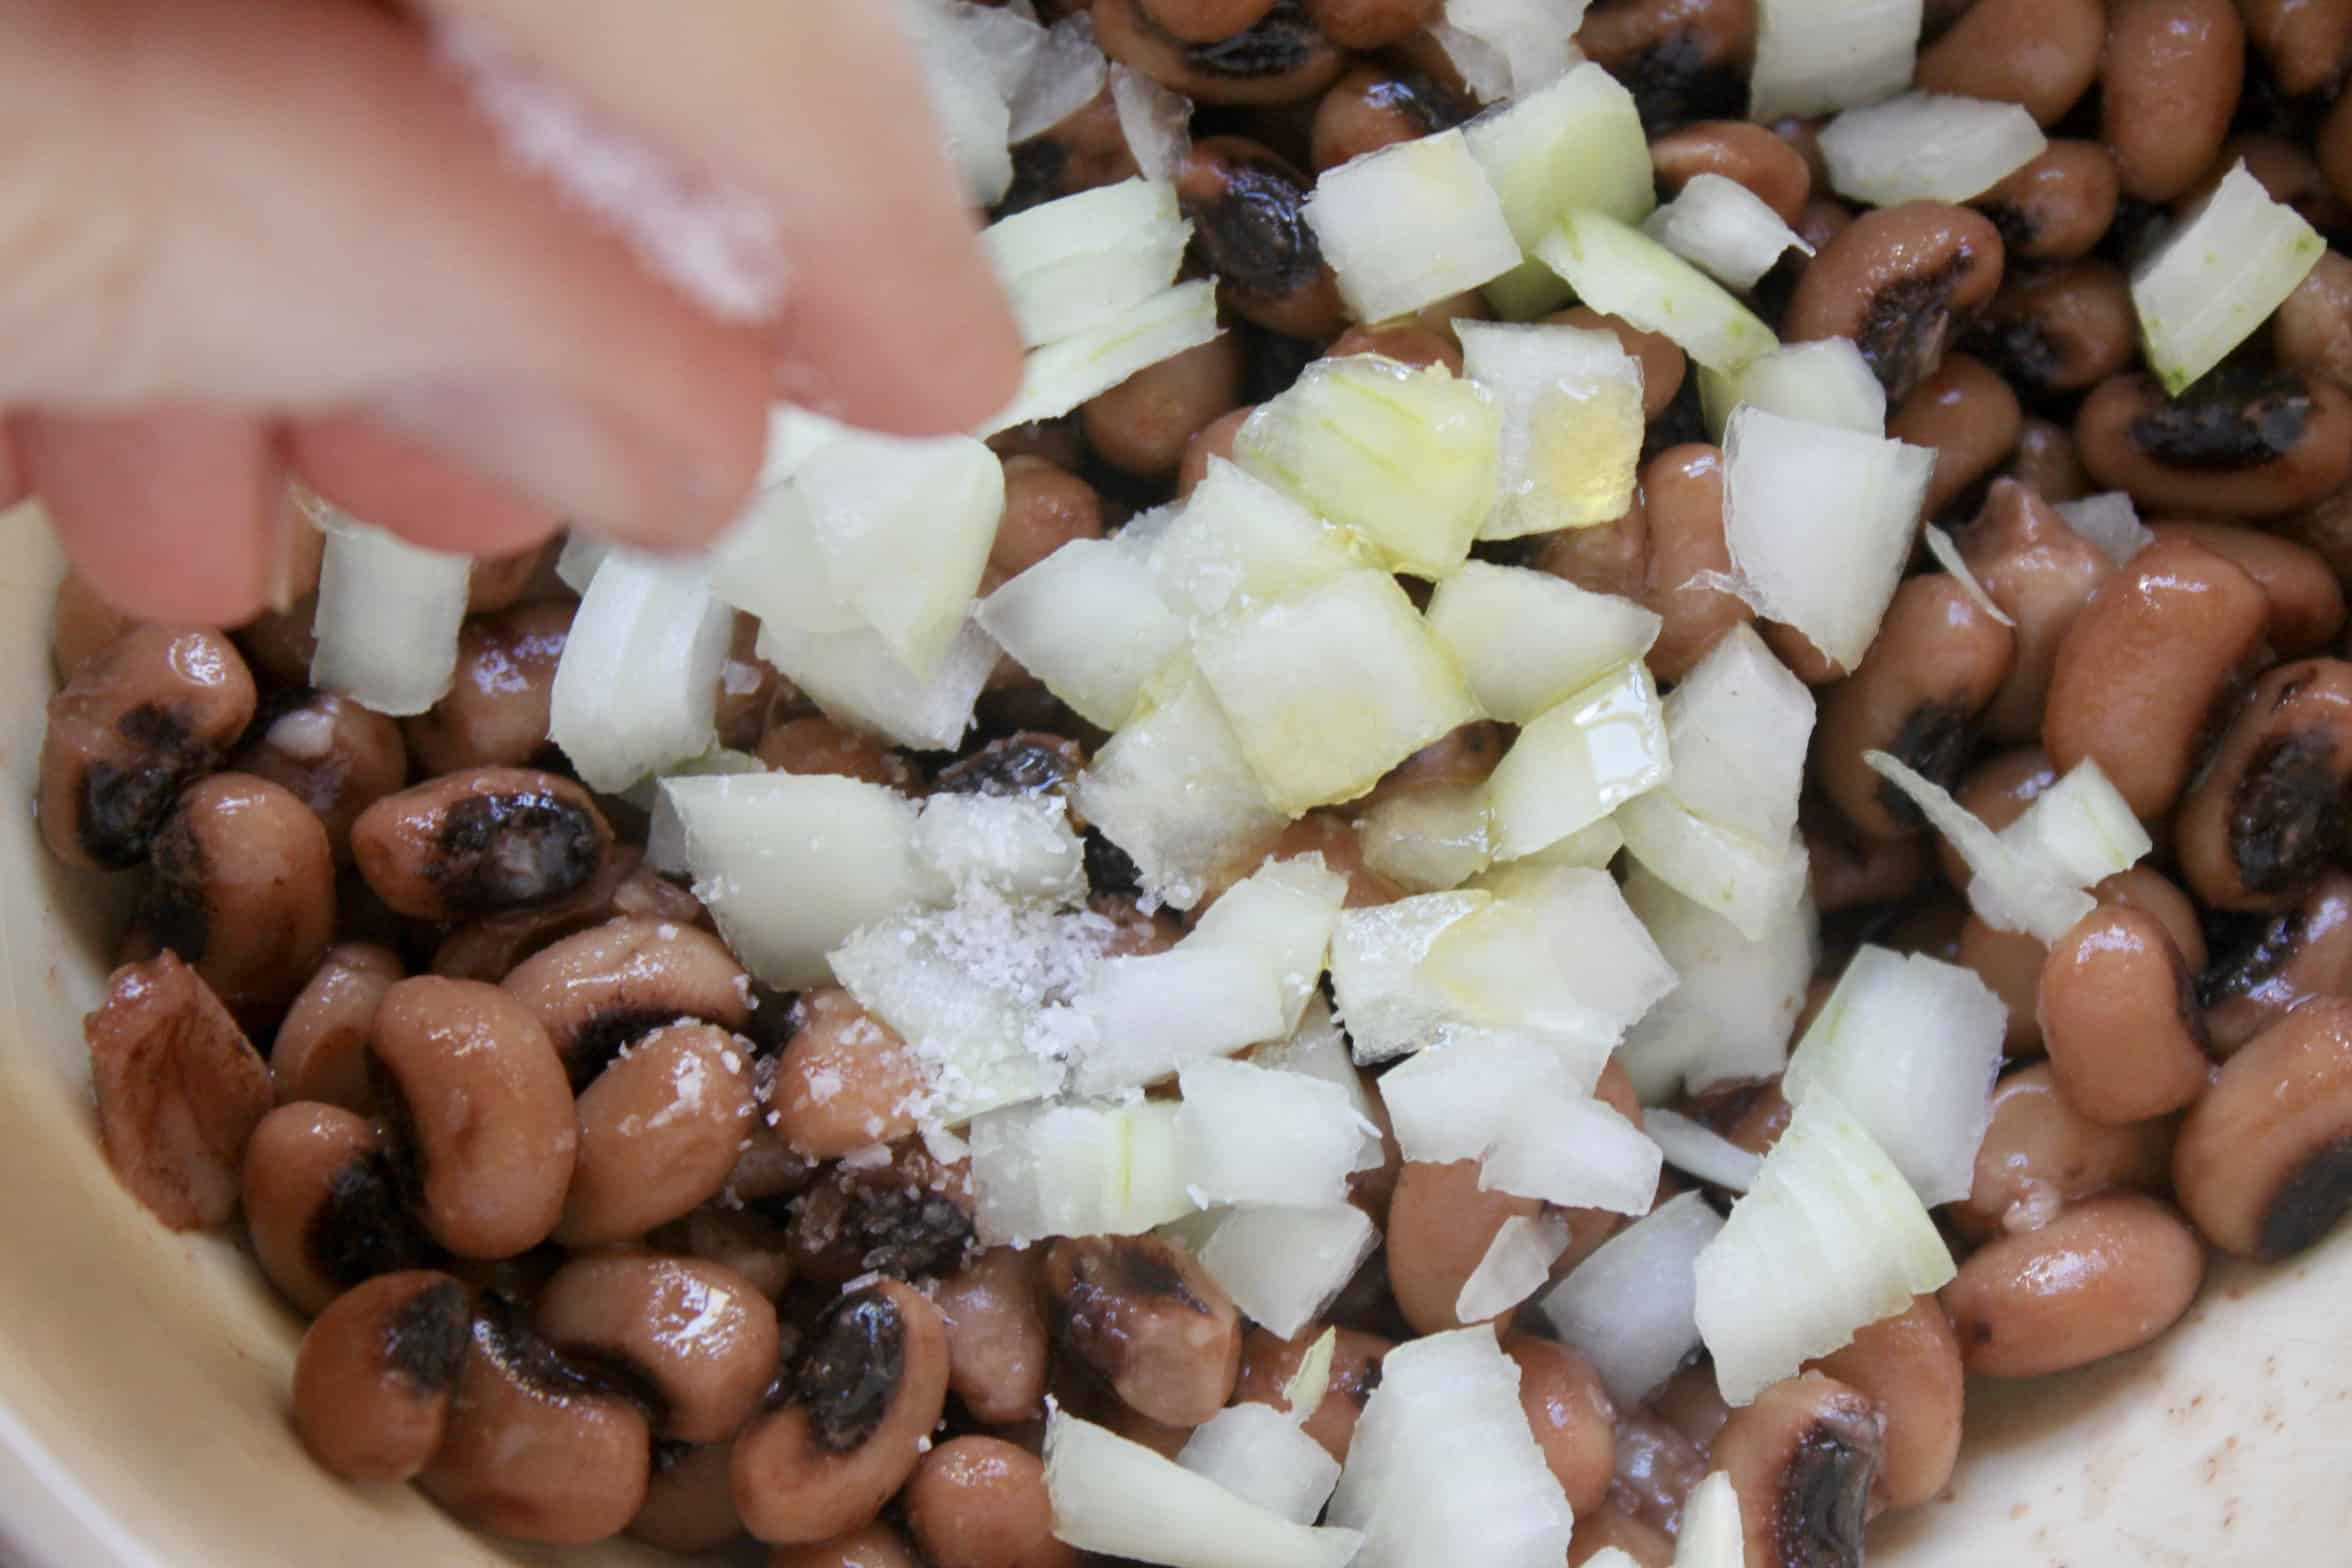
[1249,999,1385,1150]
[1642,1110,1765,1193]
[2132,161,2326,394]
[1066,946,1290,1096]
[980,178,1192,349]
[1619,864,1817,1100]
[1184,855,1348,1034]
[1357,784,1496,892]
[1176,1057,1376,1208]
[1479,1091,1663,1213]
[1458,321,1647,537]
[1331,891,1494,1064]
[1149,458,1366,621]
[549,550,733,792]
[1617,793,1811,942]
[1111,64,1193,181]
[1425,562,1663,724]
[307,506,472,717]
[1007,10,1108,143]
[979,537,1190,729]
[1420,866,1679,1050]
[1700,338,1887,440]
[1177,1403,1345,1526]
[1675,1472,1748,1568]
[1864,750,2095,943]
[1748,0,1923,122]
[756,615,999,753]
[1196,1205,1381,1340]
[1485,660,1671,859]
[1535,210,1779,373]
[1464,61,1655,248]
[1997,759,2151,889]
[970,1099,1192,1245]
[1652,622,1815,849]
[1456,1213,1573,1324]
[1380,1031,1597,1164]
[982,279,1223,436]
[1433,0,1590,102]
[1642,173,1815,291]
[1304,129,1524,324]
[1535,1190,1725,1405]
[911,793,1086,904]
[1819,92,2048,206]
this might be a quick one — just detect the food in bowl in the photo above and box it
[29,0,2352,1563]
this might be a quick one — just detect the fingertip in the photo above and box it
[779,248,1027,439]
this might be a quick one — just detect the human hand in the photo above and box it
[0,0,1023,626]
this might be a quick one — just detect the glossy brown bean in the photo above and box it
[1082,332,1250,476]
[2097,865,2208,971]
[1649,1361,1731,1452]
[82,953,273,1230]
[1141,0,1279,41]
[1042,1234,1241,1426]
[1937,746,2057,890]
[243,1102,427,1314]
[770,988,926,1160]
[2038,906,2212,1123]
[716,614,784,752]
[2148,522,2346,657]
[233,594,318,690]
[2042,536,2269,818]
[767,1524,923,1568]
[352,766,612,922]
[1968,262,2137,398]
[1807,1296,1965,1511]
[2200,871,2352,1054]
[1232,1322,1392,1461]
[1638,443,1753,681]
[2176,659,2352,911]
[654,1207,796,1301]
[229,690,407,865]
[732,1280,953,1545]
[1178,406,1256,497]
[1606,1406,1709,1534]
[1303,0,1440,48]
[1941,1192,2206,1375]
[49,571,137,682]
[758,716,920,790]
[904,1436,1073,1568]
[2174,997,2352,1258]
[1177,137,1344,338]
[537,1253,778,1444]
[1915,0,2102,123]
[38,624,256,870]
[1785,204,2007,400]
[1649,120,1811,223]
[1803,799,1933,911]
[1569,1505,1675,1567]
[1792,196,1853,256]
[271,942,402,1111]
[2076,370,2352,520]
[1540,494,1650,603]
[631,1442,746,1554]
[2276,251,2352,396]
[1953,1062,2178,1241]
[2101,0,2244,202]
[988,457,1105,591]
[2242,0,2352,93]
[1713,1374,1882,1562]
[1093,0,1348,105]
[1887,353,2022,517]
[464,545,543,614]
[1309,64,1471,172]
[1973,141,2121,264]
[1387,1157,1544,1335]
[2005,416,2093,501]
[403,601,573,775]
[418,1293,651,1542]
[1576,0,1758,134]
[291,1271,471,1483]
[143,773,335,1015]
[1957,480,2112,744]
[500,917,752,1091]
[1506,1337,1618,1517]
[1960,913,2051,1056]
[936,1245,1052,1425]
[1815,574,2017,840]
[1550,308,1688,422]
[559,1022,758,1246]
[370,976,578,1259]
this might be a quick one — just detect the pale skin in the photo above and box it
[0,0,1024,626]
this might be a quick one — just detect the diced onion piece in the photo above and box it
[548,551,732,792]
[1457,1213,1572,1324]
[1642,173,1814,291]
[1723,406,1934,667]
[1820,93,2047,206]
[1177,1403,1345,1526]
[554,531,610,594]
[308,507,471,716]
[1192,571,1482,815]
[1748,0,1922,122]
[979,538,1189,728]
[1304,129,1522,323]
[1072,663,1286,910]
[1329,892,1493,1063]
[1676,1474,1746,1568]
[981,178,1192,348]
[2056,491,2152,565]
[1423,865,1679,1050]
[1380,1032,1595,1164]
[1282,1328,1339,1417]
[1458,321,1646,536]
[1535,210,1778,374]
[1699,338,1886,440]
[912,793,1085,903]
[1251,998,1386,1151]
[1464,63,1654,256]
[1582,1552,1644,1568]
[1186,855,1348,1034]
[1472,817,1623,884]
[1111,64,1193,181]
[970,1099,1192,1245]
[1486,661,1671,859]
[1619,864,1816,1100]
[1357,784,1494,892]
[1617,794,1810,942]
[1481,1091,1663,1212]
[1924,527,2014,625]
[1998,758,2151,888]
[1535,1191,1724,1405]
[1150,458,1365,619]
[1782,944,2004,1206]
[2133,160,2326,394]
[1642,1109,1764,1193]
[1330,1326,1575,1568]
[1863,750,2093,942]
[830,914,1068,1123]
[1235,358,1501,580]
[1196,1205,1381,1341]
[1045,1408,1367,1568]
[1432,0,1589,101]
[1067,947,1289,1096]
[1008,10,1108,143]
[639,748,766,867]
[705,484,863,638]
[1178,1057,1375,1208]
[1695,1091,1957,1405]
[1655,622,1815,848]
[664,774,932,988]
[983,280,1222,435]
[756,616,997,753]
[1426,562,1662,723]
[907,0,1022,203]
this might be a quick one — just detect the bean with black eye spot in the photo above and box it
[499,916,752,1090]
[1232,1322,1393,1461]
[1607,1405,1708,1534]
[1966,261,2137,398]
[402,601,573,775]
[559,1022,759,1246]
[1914,0,2102,125]
[936,1244,1052,1425]
[1092,0,1347,105]
[1140,0,1278,42]
[229,688,407,866]
[1953,1062,2179,1242]
[1815,574,2017,841]
[1309,64,1472,172]
[143,773,335,1017]
[1973,141,2121,264]
[537,1252,780,1444]
[2004,415,2092,501]
[1805,1297,1965,1512]
[1888,353,2022,517]
[1649,120,1811,224]
[2200,871,2352,1055]
[2039,906,2212,1124]
[1303,0,1440,48]
[630,1441,746,1554]
[2149,521,2346,657]
[1956,479,2112,744]
[2103,0,2245,203]
[1942,1192,2206,1375]
[992,94,1143,222]
[731,1280,952,1545]
[1576,0,1757,135]
[352,766,612,922]
[1712,1373,1882,1568]
[38,624,257,871]
[1784,204,2007,401]
[243,1102,431,1315]
[292,1271,471,1483]
[771,988,927,1161]
[1176,137,1344,339]
[428,844,704,984]
[2176,659,2352,912]
[933,731,1088,800]
[2175,996,2352,1258]
[1042,1233,1242,1426]
[272,941,402,1110]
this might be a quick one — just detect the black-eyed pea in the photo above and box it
[1649,120,1811,224]
[1092,0,1348,105]
[291,1271,471,1483]
[1637,443,1753,681]
[1575,0,1756,133]
[771,991,926,1161]
[1309,64,1471,172]
[1711,1373,1883,1563]
[1959,914,2048,1057]
[2076,369,2352,519]
[1956,480,2112,745]
[2038,907,2212,1124]
[936,1245,1052,1425]
[1082,332,1250,477]
[1387,1157,1545,1336]
[1937,747,2057,890]
[1804,797,1934,912]
[2175,996,2352,1258]
[1551,308,1688,422]
[402,601,573,775]
[537,1252,779,1443]
[1607,1405,1709,1534]
[38,624,257,870]
[767,1523,923,1568]
[1974,142,2120,263]
[2101,0,2245,203]
[1784,204,2007,400]
[1967,262,2138,398]
[1539,490,1650,604]
[1815,574,2017,841]
[1806,1296,1964,1511]
[988,457,1105,593]
[49,571,138,682]
[630,1441,746,1554]
[2149,523,2346,657]
[1569,1504,1675,1567]
[351,766,612,922]
[558,1022,758,1246]
[2004,416,2093,502]
[500,916,752,1091]
[1953,1062,2178,1241]
[143,773,335,1016]
[417,1292,652,1542]
[758,717,921,790]
[83,953,274,1231]
[272,942,402,1111]
[1177,137,1344,338]
[1506,1337,1617,1517]
[1043,1234,1242,1426]
[1723,1078,1795,1159]
[716,614,783,752]
[995,93,1142,221]
[905,1436,1077,1568]
[1179,406,1258,497]
[2093,867,2201,973]
[1914,0,2102,124]
[1650,1361,1731,1450]
[1552,1061,1647,1277]
[2243,0,2352,94]
[653,1206,797,1301]
[2043,536,2269,819]
[1232,1322,1392,1461]
[732,1280,953,1545]
[1302,0,1441,49]
[2200,872,2352,1055]
[1941,1192,2206,1375]
[230,690,407,866]
[1888,353,2022,518]
[370,976,577,1259]
[2177,660,2352,912]
[785,1147,976,1286]
[233,594,318,691]
[243,1102,430,1315]
[2276,251,2352,394]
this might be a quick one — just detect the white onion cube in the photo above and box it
[979,537,1189,729]
[1463,62,1654,245]
[1305,128,1522,323]
[1178,1057,1374,1208]
[307,508,471,717]
[1196,1205,1380,1341]
[829,912,1066,1123]
[1185,854,1348,1033]
[1486,661,1671,860]
[1456,1213,1573,1325]
[1458,321,1646,537]
[1616,794,1811,942]
[1067,946,1289,1096]
[1820,92,2048,207]
[1422,865,1679,1050]
[1535,1190,1724,1405]
[1997,758,2151,889]
[549,550,733,792]
[1535,210,1778,374]
[1329,892,1493,1063]
[983,280,1222,435]
[1177,1404,1344,1526]
[1379,1032,1592,1164]
[911,793,1085,904]
[1482,1091,1663,1213]
[970,1099,1192,1245]
[1749,0,1923,122]
[1427,561,1663,724]
[1149,458,1365,620]
[1620,865,1816,1100]
[1643,172,1814,291]
[1700,338,1887,441]
[1356,783,1495,893]
[2133,161,2326,394]
[756,615,997,753]
[1656,621,1815,848]
[981,177,1192,347]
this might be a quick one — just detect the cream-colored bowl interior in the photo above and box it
[3,501,2349,1567]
